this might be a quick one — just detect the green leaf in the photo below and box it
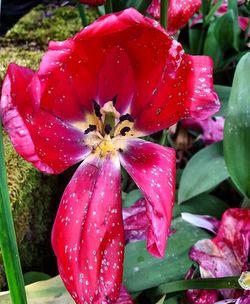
[122,189,143,208]
[214,84,231,117]
[23,272,50,285]
[224,53,250,198]
[189,27,202,55]
[203,21,223,69]
[214,10,239,51]
[173,193,229,219]
[123,218,210,293]
[0,276,73,304]
[178,142,229,203]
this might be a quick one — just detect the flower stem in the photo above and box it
[0,124,27,303]
[152,276,241,296]
[77,1,88,27]
[160,130,168,146]
[160,0,169,29]
[104,0,113,14]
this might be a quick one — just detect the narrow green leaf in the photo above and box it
[178,142,229,203]
[203,21,223,69]
[204,0,223,26]
[0,125,27,303]
[224,53,250,198]
[153,276,240,296]
[123,218,210,293]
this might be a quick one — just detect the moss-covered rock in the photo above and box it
[0,134,60,290]
[0,4,99,50]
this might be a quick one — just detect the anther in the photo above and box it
[119,113,134,122]
[104,124,112,135]
[120,126,131,136]
[93,100,102,118]
[84,124,96,134]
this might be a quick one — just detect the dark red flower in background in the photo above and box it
[80,0,106,5]
[0,8,219,304]
[147,0,201,34]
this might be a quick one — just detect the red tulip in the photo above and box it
[147,0,201,34]
[0,8,219,304]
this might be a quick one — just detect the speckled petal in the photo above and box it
[0,64,89,174]
[119,139,176,258]
[190,208,250,299]
[134,54,219,135]
[37,8,185,121]
[116,286,133,304]
[123,198,148,243]
[147,0,201,34]
[52,154,124,304]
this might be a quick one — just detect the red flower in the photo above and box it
[181,116,225,145]
[188,208,250,303]
[0,8,219,304]
[79,0,106,6]
[147,0,201,34]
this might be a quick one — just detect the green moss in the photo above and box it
[0,47,43,82]
[0,134,59,290]
[1,5,99,50]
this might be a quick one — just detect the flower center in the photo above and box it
[75,99,135,158]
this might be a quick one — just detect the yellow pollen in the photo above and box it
[94,138,116,158]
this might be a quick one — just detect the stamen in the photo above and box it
[93,100,102,118]
[119,113,134,122]
[104,124,112,135]
[120,126,131,136]
[84,124,97,134]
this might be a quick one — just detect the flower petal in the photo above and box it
[189,208,250,299]
[116,286,134,304]
[52,154,124,303]
[147,0,201,34]
[181,212,219,234]
[37,8,183,121]
[186,289,219,304]
[182,116,225,144]
[134,54,220,135]
[123,198,148,243]
[0,64,89,174]
[119,139,176,258]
